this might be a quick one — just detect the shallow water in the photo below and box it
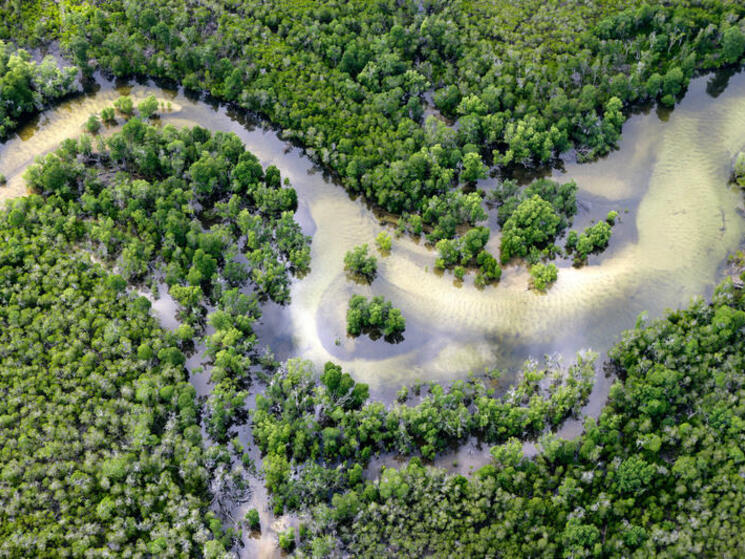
[2,73,745,398]
[2,71,745,558]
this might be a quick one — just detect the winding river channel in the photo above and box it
[2,70,745,557]
[2,72,745,392]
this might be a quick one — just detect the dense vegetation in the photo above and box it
[2,1,745,556]
[1,119,310,555]
[298,280,745,557]
[0,40,78,139]
[4,1,745,242]
[0,197,233,557]
[569,222,613,264]
[252,355,596,515]
[346,295,406,340]
[434,225,502,285]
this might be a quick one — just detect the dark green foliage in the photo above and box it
[11,0,740,246]
[475,250,502,287]
[492,178,577,229]
[722,26,745,65]
[22,121,309,446]
[346,295,405,340]
[85,113,101,133]
[434,226,500,284]
[100,106,116,124]
[3,3,745,556]
[343,244,377,282]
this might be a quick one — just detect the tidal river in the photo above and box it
[1,72,744,394]
[2,70,745,558]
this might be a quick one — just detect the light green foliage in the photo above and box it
[530,262,558,291]
[278,527,296,552]
[375,230,392,253]
[346,295,405,340]
[303,284,745,558]
[0,42,78,139]
[0,196,221,556]
[113,95,134,116]
[3,3,745,556]
[344,243,377,282]
[138,94,159,119]
[100,106,116,123]
[461,151,487,183]
[252,354,595,512]
[22,121,309,447]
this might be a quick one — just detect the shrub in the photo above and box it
[138,95,159,119]
[346,295,405,340]
[85,114,101,133]
[375,231,392,253]
[113,95,134,116]
[245,508,260,531]
[530,263,558,291]
[344,244,377,282]
[101,106,116,123]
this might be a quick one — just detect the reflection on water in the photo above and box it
[2,72,745,397]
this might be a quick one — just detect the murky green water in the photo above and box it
[2,73,745,395]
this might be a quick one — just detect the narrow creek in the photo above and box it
[1,70,745,557]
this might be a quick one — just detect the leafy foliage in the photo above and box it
[530,262,558,291]
[500,194,562,264]
[375,231,392,253]
[346,295,405,340]
[7,0,743,244]
[343,244,377,282]
[434,226,500,284]
[0,40,78,139]
[252,355,595,513]
[301,281,745,558]
[567,220,615,264]
[492,178,578,229]
[0,197,230,557]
